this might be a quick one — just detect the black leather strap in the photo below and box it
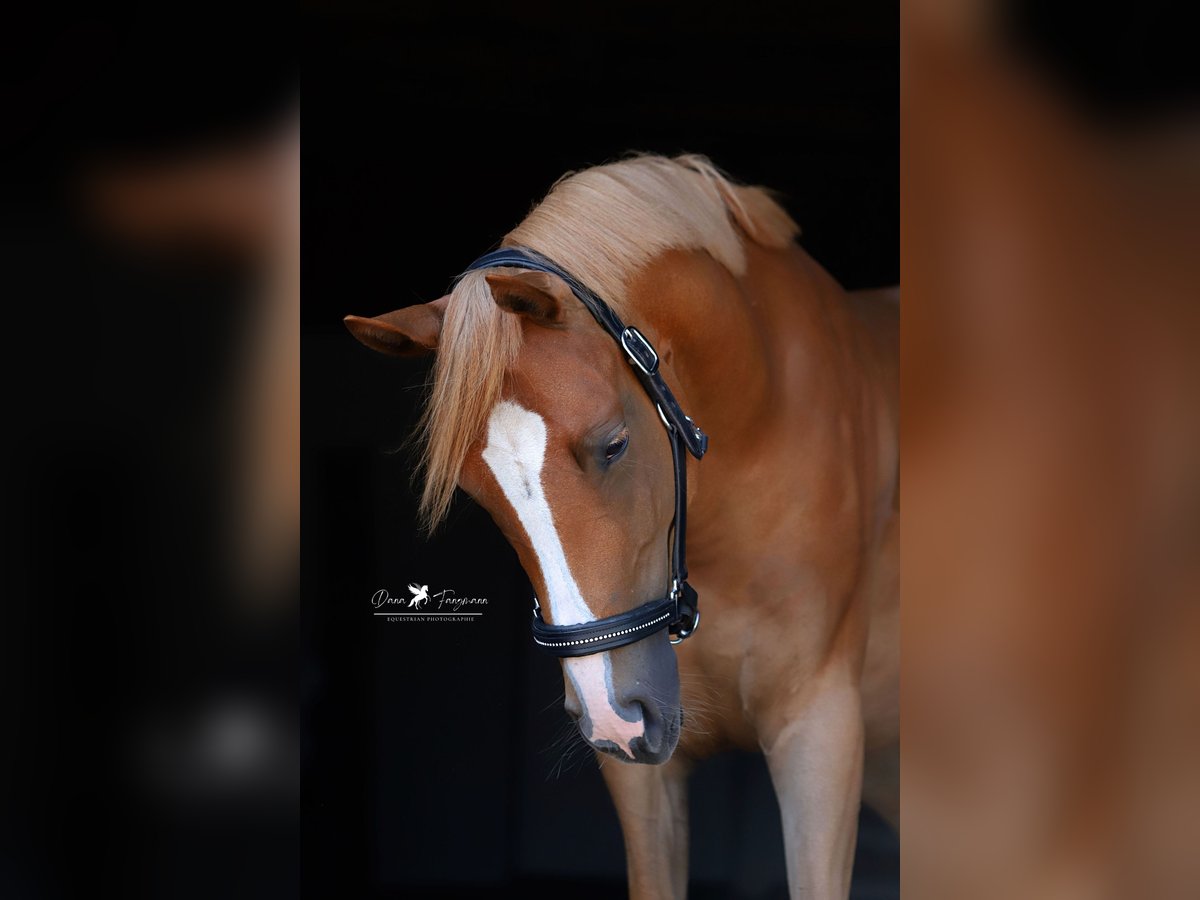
[459,245,705,656]
[532,597,676,657]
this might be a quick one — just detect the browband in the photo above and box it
[457,246,707,655]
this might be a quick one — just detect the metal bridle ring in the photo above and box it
[670,608,699,644]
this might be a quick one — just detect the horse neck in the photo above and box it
[631,243,897,565]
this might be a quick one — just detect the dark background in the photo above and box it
[302,2,898,898]
[2,6,298,899]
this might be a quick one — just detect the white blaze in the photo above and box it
[482,400,644,757]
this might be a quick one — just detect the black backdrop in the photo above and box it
[302,2,898,897]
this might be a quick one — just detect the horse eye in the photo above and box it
[604,432,630,463]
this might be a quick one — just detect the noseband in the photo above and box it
[459,247,709,657]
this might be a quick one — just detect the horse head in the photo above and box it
[347,268,683,763]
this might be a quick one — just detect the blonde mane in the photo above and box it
[417,153,798,530]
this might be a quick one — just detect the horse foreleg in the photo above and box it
[764,679,864,900]
[600,755,690,900]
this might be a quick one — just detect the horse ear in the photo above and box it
[344,296,448,357]
[485,270,570,326]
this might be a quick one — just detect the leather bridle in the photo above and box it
[458,247,709,657]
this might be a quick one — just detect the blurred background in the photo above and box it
[1,7,298,898]
[902,0,1199,897]
[302,1,897,898]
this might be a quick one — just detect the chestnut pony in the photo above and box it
[346,155,898,899]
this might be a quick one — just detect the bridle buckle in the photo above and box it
[620,326,659,375]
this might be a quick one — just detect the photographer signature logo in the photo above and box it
[371,585,488,622]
